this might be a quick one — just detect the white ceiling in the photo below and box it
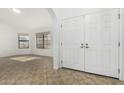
[0,8,52,30]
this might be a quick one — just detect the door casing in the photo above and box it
[60,9,120,78]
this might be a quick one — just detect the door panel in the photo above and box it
[62,16,85,71]
[84,9,119,78]
[61,9,119,78]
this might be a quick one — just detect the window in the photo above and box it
[36,32,51,49]
[18,33,29,49]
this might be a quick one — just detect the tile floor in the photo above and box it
[0,55,124,85]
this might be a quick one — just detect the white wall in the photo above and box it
[0,22,32,57]
[53,8,118,20]
[0,21,53,57]
[0,22,16,57]
[120,9,124,80]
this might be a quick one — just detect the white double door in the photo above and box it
[61,9,119,78]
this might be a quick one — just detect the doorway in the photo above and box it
[61,9,120,78]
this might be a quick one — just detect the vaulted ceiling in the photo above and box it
[0,8,52,30]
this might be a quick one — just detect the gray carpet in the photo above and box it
[0,54,123,85]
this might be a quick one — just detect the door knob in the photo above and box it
[80,43,84,48]
[86,43,89,48]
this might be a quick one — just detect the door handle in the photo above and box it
[80,43,84,48]
[85,43,89,48]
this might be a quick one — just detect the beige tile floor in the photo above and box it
[0,55,124,85]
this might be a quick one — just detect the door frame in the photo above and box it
[60,9,120,79]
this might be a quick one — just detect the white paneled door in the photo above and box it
[61,16,85,71]
[61,9,119,78]
[85,9,119,78]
